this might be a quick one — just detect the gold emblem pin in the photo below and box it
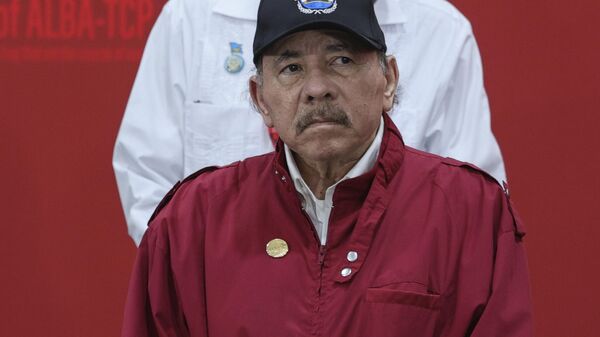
[266,238,289,258]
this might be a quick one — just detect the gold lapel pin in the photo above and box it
[266,238,289,258]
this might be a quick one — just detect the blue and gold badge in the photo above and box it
[224,42,245,74]
[297,0,337,14]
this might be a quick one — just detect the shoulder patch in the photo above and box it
[147,166,219,224]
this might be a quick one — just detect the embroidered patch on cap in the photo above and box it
[297,0,337,14]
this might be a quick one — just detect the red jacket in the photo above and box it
[122,115,532,337]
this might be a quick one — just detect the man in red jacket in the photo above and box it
[122,1,532,336]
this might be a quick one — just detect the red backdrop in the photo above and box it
[1,1,598,336]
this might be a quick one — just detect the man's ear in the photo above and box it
[382,55,399,112]
[249,75,274,128]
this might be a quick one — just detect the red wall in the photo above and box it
[1,1,598,336]
[452,1,600,335]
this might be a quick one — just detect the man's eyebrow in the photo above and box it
[274,50,301,64]
[325,43,349,52]
[272,42,353,65]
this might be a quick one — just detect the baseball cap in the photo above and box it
[253,0,387,65]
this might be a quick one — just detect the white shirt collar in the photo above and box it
[212,0,407,24]
[284,117,384,245]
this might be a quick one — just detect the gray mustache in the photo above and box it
[295,104,352,135]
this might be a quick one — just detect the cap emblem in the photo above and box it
[296,0,337,14]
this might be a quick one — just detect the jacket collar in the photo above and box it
[272,113,405,284]
[212,0,408,24]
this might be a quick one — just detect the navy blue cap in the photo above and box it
[253,0,387,65]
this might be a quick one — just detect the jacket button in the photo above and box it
[347,251,358,262]
[341,268,352,277]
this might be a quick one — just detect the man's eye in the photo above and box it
[282,64,301,73]
[333,56,353,65]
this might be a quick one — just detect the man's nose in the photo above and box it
[302,68,336,104]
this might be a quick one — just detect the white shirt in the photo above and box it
[113,0,507,245]
[285,118,384,245]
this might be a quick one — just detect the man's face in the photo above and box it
[250,30,398,164]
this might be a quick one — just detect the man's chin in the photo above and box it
[292,138,355,162]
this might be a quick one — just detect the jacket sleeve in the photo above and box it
[468,230,533,336]
[426,21,507,184]
[122,219,210,337]
[442,174,533,337]
[121,231,185,337]
[112,0,190,246]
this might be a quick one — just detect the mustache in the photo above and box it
[295,104,352,135]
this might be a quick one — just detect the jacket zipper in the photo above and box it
[318,245,326,265]
[317,245,326,297]
[297,196,332,335]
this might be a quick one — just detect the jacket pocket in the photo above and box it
[366,287,441,310]
[358,284,441,336]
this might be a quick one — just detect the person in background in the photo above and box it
[121,0,532,335]
[114,0,507,245]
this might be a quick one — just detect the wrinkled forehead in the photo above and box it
[262,29,374,60]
